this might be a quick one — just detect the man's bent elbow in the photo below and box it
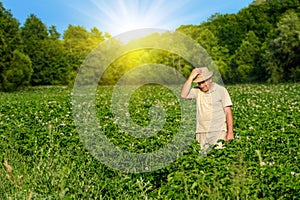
[181,93,188,99]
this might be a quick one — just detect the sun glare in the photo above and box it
[69,0,254,40]
[86,0,197,36]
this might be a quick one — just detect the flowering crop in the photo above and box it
[0,83,299,199]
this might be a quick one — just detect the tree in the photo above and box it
[2,50,32,91]
[89,27,105,47]
[48,25,61,40]
[195,28,218,50]
[263,10,300,83]
[234,31,262,82]
[37,39,71,85]
[63,25,106,83]
[21,14,71,85]
[21,14,48,85]
[21,14,48,42]
[63,25,90,54]
[64,25,106,55]
[0,2,23,90]
[209,13,245,54]
[195,28,231,82]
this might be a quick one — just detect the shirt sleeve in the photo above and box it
[185,87,197,99]
[222,88,232,107]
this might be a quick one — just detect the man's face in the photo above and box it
[197,79,211,93]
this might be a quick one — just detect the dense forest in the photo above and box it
[0,0,299,91]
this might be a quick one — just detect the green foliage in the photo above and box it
[63,25,107,84]
[1,0,300,92]
[0,2,23,89]
[63,25,91,55]
[176,0,300,83]
[0,84,299,199]
[263,10,300,83]
[2,50,32,91]
[234,31,263,82]
[21,14,48,42]
[48,25,61,40]
[63,25,106,57]
[38,39,71,85]
[19,14,71,86]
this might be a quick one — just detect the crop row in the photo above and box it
[0,83,299,199]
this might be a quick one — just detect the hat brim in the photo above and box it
[192,72,213,83]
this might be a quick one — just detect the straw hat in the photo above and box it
[192,67,213,83]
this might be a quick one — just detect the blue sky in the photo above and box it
[1,0,254,36]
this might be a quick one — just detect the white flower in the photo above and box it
[291,172,295,176]
[260,162,266,166]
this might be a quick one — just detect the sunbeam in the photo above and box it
[67,0,253,40]
[74,0,205,36]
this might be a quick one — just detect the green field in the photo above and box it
[1,83,299,199]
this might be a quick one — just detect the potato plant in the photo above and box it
[0,83,299,199]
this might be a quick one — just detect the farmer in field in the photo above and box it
[181,67,234,151]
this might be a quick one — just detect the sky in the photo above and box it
[1,0,254,37]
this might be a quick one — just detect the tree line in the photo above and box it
[177,0,300,83]
[0,0,299,91]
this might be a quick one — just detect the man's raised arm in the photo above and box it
[181,68,200,98]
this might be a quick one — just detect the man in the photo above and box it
[181,67,234,151]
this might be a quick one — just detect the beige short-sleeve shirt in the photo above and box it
[186,83,232,133]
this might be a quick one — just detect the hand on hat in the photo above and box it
[189,68,201,81]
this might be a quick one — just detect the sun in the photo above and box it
[90,0,167,35]
[85,0,195,36]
